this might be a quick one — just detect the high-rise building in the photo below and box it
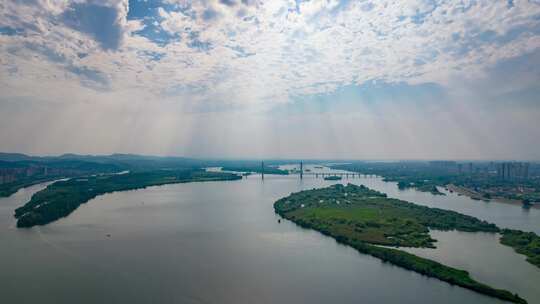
[497,162,530,180]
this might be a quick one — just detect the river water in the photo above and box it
[1,165,539,304]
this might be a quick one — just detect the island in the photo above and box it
[274,184,527,304]
[14,169,241,228]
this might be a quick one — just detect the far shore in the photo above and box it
[446,184,540,209]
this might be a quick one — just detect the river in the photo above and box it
[1,165,539,303]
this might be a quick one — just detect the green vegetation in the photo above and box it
[332,162,462,196]
[500,229,540,268]
[274,184,526,303]
[0,159,123,197]
[398,181,444,195]
[221,165,289,175]
[0,153,304,198]
[348,242,526,304]
[275,184,498,247]
[15,169,241,228]
[0,154,313,196]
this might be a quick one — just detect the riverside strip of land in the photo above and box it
[274,184,532,304]
[500,229,540,268]
[329,162,540,206]
[221,165,289,175]
[446,184,540,208]
[14,169,241,228]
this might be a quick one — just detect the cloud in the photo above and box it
[1,0,540,158]
[155,0,540,103]
[61,1,128,50]
[273,81,448,115]
[2,0,540,101]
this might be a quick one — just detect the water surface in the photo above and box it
[1,165,538,303]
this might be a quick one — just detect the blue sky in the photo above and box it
[0,0,539,159]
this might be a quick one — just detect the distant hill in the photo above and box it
[0,152,340,171]
[0,152,205,171]
[0,153,34,161]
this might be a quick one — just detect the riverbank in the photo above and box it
[500,229,540,268]
[0,177,63,198]
[447,184,540,209]
[274,183,528,303]
[221,165,289,175]
[14,169,241,228]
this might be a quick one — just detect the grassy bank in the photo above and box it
[500,229,540,268]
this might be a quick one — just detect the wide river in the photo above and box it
[1,165,539,304]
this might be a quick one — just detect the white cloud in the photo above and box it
[2,0,539,105]
[1,0,540,158]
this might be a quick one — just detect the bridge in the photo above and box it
[301,172,365,178]
[260,161,374,179]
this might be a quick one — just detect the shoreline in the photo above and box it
[446,184,540,209]
[14,170,242,228]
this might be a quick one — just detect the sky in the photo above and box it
[1,0,540,160]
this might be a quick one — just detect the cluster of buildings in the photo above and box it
[0,166,49,185]
[429,161,475,174]
[0,169,18,184]
[429,161,532,180]
[457,163,475,174]
[497,162,530,180]
[429,161,457,169]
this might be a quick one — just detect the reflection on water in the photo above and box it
[0,165,538,304]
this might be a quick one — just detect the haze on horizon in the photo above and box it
[1,0,539,160]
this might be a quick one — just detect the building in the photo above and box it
[429,161,456,168]
[429,161,458,173]
[497,162,530,180]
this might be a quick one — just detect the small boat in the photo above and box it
[324,175,342,181]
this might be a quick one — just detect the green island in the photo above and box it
[274,184,527,304]
[14,169,241,228]
[500,229,540,268]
